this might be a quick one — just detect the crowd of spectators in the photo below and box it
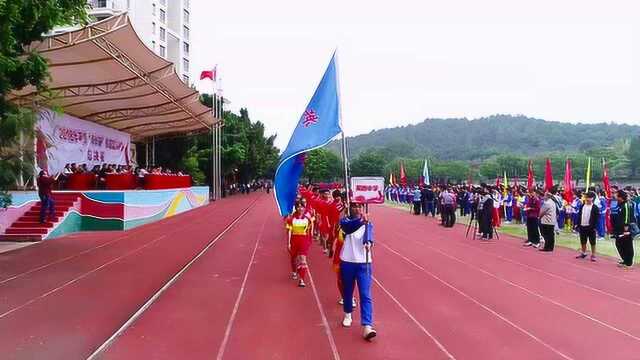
[57,163,187,190]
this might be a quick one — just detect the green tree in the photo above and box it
[627,136,640,177]
[0,1,88,206]
[350,148,389,177]
[303,148,342,183]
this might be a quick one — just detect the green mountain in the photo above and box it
[329,115,640,161]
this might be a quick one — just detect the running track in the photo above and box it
[1,193,640,359]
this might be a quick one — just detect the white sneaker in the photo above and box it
[342,313,353,327]
[352,297,357,308]
[523,242,532,247]
[533,243,540,249]
[363,325,377,341]
[338,298,344,305]
[292,272,298,280]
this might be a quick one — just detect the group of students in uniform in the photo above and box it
[284,185,377,341]
[386,182,640,268]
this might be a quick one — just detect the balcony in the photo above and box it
[88,0,120,21]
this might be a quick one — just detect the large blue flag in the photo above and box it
[274,53,342,215]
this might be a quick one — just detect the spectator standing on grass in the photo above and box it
[613,190,634,269]
[538,191,557,252]
[524,189,541,248]
[575,192,599,261]
[412,186,422,215]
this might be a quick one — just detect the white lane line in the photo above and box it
[0,234,130,285]
[0,233,168,320]
[418,242,640,342]
[0,200,211,286]
[307,268,341,360]
[379,242,574,360]
[383,206,640,284]
[417,236,640,308]
[372,276,455,359]
[87,198,259,360]
[216,211,268,360]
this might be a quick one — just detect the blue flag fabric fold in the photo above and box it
[274,53,343,216]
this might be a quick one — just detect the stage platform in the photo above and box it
[0,187,209,241]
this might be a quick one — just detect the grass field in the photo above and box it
[383,201,635,261]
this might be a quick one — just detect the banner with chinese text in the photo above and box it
[36,109,130,174]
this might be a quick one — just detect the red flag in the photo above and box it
[603,159,612,233]
[563,159,574,203]
[400,162,407,186]
[544,158,554,191]
[602,159,611,198]
[200,65,217,81]
[527,160,535,191]
[496,175,501,188]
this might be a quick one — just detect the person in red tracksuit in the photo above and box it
[287,201,313,287]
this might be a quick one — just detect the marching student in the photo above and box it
[339,202,376,341]
[613,190,634,268]
[287,201,313,287]
[538,191,557,252]
[575,192,599,261]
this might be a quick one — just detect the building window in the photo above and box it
[159,45,166,57]
[152,22,156,34]
[184,0,190,10]
[183,74,189,84]
[160,27,166,41]
[152,3,156,15]
[183,10,189,24]
[183,42,189,56]
[183,26,189,40]
[183,58,189,72]
[160,9,166,23]
[152,40,155,50]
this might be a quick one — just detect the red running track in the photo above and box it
[2,196,640,359]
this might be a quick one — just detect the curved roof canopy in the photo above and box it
[8,13,217,141]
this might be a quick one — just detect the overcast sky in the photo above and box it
[190,0,639,150]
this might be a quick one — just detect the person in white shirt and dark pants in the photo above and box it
[539,191,558,251]
[576,192,600,261]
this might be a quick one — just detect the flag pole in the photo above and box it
[334,48,350,207]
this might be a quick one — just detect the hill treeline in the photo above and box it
[306,115,640,183]
[329,115,640,161]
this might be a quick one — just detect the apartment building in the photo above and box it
[86,0,192,84]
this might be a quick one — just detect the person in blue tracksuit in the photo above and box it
[596,191,607,239]
[504,190,514,223]
[339,202,376,341]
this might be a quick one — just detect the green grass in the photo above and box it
[382,201,630,261]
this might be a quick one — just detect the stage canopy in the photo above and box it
[8,13,217,141]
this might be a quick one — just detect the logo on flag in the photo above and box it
[302,109,319,127]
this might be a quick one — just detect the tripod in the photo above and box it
[466,213,500,240]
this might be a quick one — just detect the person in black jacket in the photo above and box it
[575,192,599,261]
[612,190,634,268]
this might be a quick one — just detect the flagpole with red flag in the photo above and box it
[603,158,612,233]
[544,158,554,192]
[563,158,574,203]
[399,161,407,186]
[527,160,535,191]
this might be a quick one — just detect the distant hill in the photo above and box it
[329,115,640,161]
